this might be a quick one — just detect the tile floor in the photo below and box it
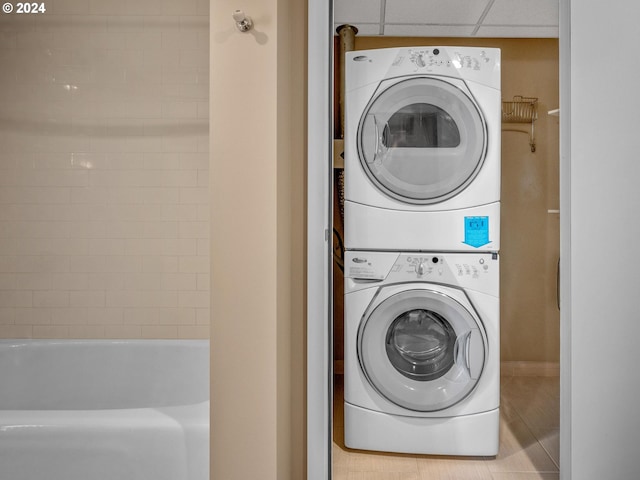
[333,375,560,480]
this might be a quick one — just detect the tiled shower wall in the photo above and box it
[0,0,210,339]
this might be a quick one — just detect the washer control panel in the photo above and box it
[345,251,499,295]
[391,254,493,280]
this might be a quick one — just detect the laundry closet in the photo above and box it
[332,33,559,476]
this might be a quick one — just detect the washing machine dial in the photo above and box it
[415,261,426,276]
[414,54,426,68]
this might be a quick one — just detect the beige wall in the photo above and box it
[348,37,560,363]
[210,0,306,479]
[0,0,210,339]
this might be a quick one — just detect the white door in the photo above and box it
[358,287,486,411]
[358,77,487,204]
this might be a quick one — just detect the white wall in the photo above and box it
[566,1,640,478]
[0,0,209,339]
[210,0,306,478]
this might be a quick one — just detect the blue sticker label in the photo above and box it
[463,216,490,248]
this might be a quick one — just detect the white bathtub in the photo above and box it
[0,339,209,480]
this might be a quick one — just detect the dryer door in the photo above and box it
[358,77,487,204]
[358,287,486,412]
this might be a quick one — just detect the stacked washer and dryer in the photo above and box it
[343,46,501,456]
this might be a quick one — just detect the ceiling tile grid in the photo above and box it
[483,0,559,25]
[383,24,477,37]
[384,0,492,25]
[333,0,559,38]
[334,0,383,24]
[476,25,559,38]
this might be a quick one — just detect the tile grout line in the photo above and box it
[506,379,560,473]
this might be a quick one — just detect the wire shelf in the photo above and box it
[502,96,539,152]
[502,96,538,123]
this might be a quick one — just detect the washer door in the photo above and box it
[358,288,486,412]
[358,77,487,204]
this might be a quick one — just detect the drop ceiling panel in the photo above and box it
[476,25,559,38]
[333,0,559,38]
[334,0,382,24]
[385,0,491,25]
[482,0,558,26]
[384,24,476,37]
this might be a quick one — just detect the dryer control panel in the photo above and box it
[384,46,501,88]
[407,48,488,71]
[345,251,499,296]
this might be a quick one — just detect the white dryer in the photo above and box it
[344,250,499,456]
[344,46,501,251]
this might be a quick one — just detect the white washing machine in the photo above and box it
[344,46,501,252]
[344,250,499,456]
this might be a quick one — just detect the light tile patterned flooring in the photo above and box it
[333,375,560,480]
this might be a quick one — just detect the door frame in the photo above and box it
[306,2,571,479]
[306,1,333,479]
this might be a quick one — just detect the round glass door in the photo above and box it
[358,288,486,412]
[386,308,456,382]
[357,77,487,204]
